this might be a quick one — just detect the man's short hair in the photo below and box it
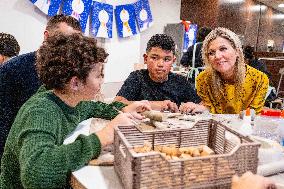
[46,14,82,32]
[0,33,20,57]
[146,34,175,55]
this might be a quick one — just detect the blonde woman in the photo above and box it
[195,27,268,114]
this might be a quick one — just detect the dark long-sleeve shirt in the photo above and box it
[0,52,41,158]
[117,69,201,106]
[180,42,203,68]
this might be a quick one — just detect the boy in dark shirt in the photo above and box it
[115,34,207,113]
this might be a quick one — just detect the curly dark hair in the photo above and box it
[0,33,20,57]
[146,34,175,55]
[46,14,82,32]
[36,33,108,90]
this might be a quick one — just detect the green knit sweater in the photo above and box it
[0,89,125,189]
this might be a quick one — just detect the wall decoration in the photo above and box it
[133,0,153,32]
[91,1,113,38]
[29,0,153,36]
[30,0,62,16]
[182,22,198,52]
[62,0,93,32]
[114,4,137,38]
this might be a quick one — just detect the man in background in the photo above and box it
[115,34,206,113]
[0,14,82,158]
[180,26,212,68]
[0,32,20,64]
[243,45,271,82]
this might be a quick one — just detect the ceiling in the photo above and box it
[257,0,284,13]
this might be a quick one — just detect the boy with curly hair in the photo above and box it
[0,32,20,64]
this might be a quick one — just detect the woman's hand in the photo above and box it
[122,100,151,113]
[179,102,208,114]
[231,171,276,189]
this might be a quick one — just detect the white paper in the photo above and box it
[73,166,123,189]
[63,119,92,145]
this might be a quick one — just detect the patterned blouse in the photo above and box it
[196,65,269,114]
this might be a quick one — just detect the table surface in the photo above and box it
[70,115,284,189]
[71,166,284,189]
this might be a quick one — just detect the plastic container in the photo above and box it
[260,109,282,117]
[254,116,284,144]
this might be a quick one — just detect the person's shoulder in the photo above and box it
[127,69,144,76]
[246,65,268,81]
[0,51,36,71]
[246,64,266,76]
[128,69,148,80]
[196,70,208,79]
[23,90,57,111]
[196,70,210,86]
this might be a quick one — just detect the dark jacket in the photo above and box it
[180,42,203,68]
[0,51,41,158]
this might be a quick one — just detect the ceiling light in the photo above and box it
[220,0,244,4]
[272,14,284,19]
[250,5,267,12]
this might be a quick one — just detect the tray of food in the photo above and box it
[135,110,212,132]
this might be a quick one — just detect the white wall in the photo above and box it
[0,0,48,54]
[0,0,181,85]
[103,0,141,83]
[139,0,181,64]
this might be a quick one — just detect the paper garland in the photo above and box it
[30,0,61,16]
[91,2,113,38]
[133,0,153,32]
[29,0,153,38]
[62,0,93,32]
[115,4,137,38]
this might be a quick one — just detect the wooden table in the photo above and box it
[70,115,284,189]
[70,166,284,189]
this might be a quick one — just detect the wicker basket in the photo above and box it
[114,119,260,189]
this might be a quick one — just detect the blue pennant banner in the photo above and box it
[30,0,62,16]
[91,1,113,38]
[62,0,93,32]
[133,0,153,32]
[114,4,137,38]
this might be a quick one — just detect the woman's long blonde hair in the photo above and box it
[201,27,246,103]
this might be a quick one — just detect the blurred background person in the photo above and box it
[243,45,276,106]
[0,32,20,64]
[180,26,212,84]
[243,45,271,82]
[180,26,212,68]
